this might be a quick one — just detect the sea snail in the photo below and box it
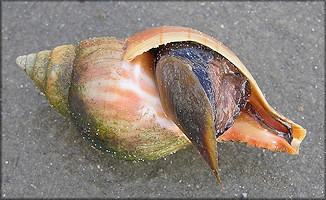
[16,26,306,186]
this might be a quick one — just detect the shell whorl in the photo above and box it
[16,45,76,116]
[16,37,190,160]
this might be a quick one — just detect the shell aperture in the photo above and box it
[155,42,252,186]
[156,42,251,137]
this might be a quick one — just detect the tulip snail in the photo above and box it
[16,26,306,186]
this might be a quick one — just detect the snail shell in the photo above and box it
[16,26,306,185]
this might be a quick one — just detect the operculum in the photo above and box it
[155,55,222,185]
[154,42,253,186]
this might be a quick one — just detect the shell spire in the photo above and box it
[16,45,76,116]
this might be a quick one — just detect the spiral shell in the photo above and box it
[17,26,306,185]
